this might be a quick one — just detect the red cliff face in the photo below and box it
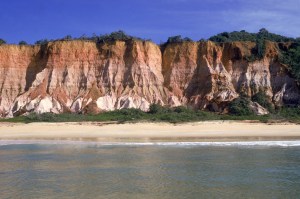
[0,40,299,117]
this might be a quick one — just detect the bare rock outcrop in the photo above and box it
[249,102,269,115]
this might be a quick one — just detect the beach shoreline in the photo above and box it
[0,121,300,142]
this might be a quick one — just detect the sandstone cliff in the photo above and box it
[0,40,299,117]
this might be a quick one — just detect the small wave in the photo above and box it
[1,140,300,147]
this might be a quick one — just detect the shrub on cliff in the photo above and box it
[35,39,49,45]
[62,35,72,41]
[19,41,28,45]
[0,39,6,45]
[97,30,143,43]
[279,42,300,81]
[166,35,193,43]
[48,31,147,43]
[209,28,296,61]
[228,97,254,116]
[209,28,294,43]
[256,39,266,59]
[209,30,256,42]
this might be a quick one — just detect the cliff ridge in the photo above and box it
[0,40,299,117]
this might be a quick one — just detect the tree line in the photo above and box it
[1,28,299,46]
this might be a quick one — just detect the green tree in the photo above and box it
[91,33,99,42]
[209,28,294,44]
[19,41,28,45]
[166,35,193,43]
[35,39,48,45]
[97,30,141,43]
[183,37,193,42]
[79,34,88,40]
[258,28,269,35]
[0,39,6,45]
[63,35,72,41]
[167,35,182,43]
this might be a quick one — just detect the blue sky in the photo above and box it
[1,0,299,44]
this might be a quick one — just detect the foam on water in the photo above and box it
[1,140,300,147]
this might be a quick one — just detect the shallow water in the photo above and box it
[1,141,300,199]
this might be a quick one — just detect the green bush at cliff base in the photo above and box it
[1,103,275,124]
[148,104,169,114]
[275,107,300,121]
[3,103,300,124]
[251,91,274,113]
[228,97,254,116]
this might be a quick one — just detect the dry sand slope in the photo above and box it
[0,121,300,142]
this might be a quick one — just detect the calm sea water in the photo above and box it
[1,141,300,199]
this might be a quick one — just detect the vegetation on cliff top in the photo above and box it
[0,39,6,45]
[33,30,148,45]
[18,41,28,45]
[1,28,298,46]
[209,28,293,61]
[209,29,300,79]
[208,28,295,43]
[165,35,193,44]
[279,42,300,81]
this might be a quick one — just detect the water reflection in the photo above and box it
[0,145,300,198]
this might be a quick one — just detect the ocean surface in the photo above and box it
[1,141,300,199]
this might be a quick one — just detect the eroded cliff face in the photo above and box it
[0,40,299,117]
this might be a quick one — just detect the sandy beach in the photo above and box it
[0,121,300,142]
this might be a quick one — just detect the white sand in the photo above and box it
[0,121,300,142]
